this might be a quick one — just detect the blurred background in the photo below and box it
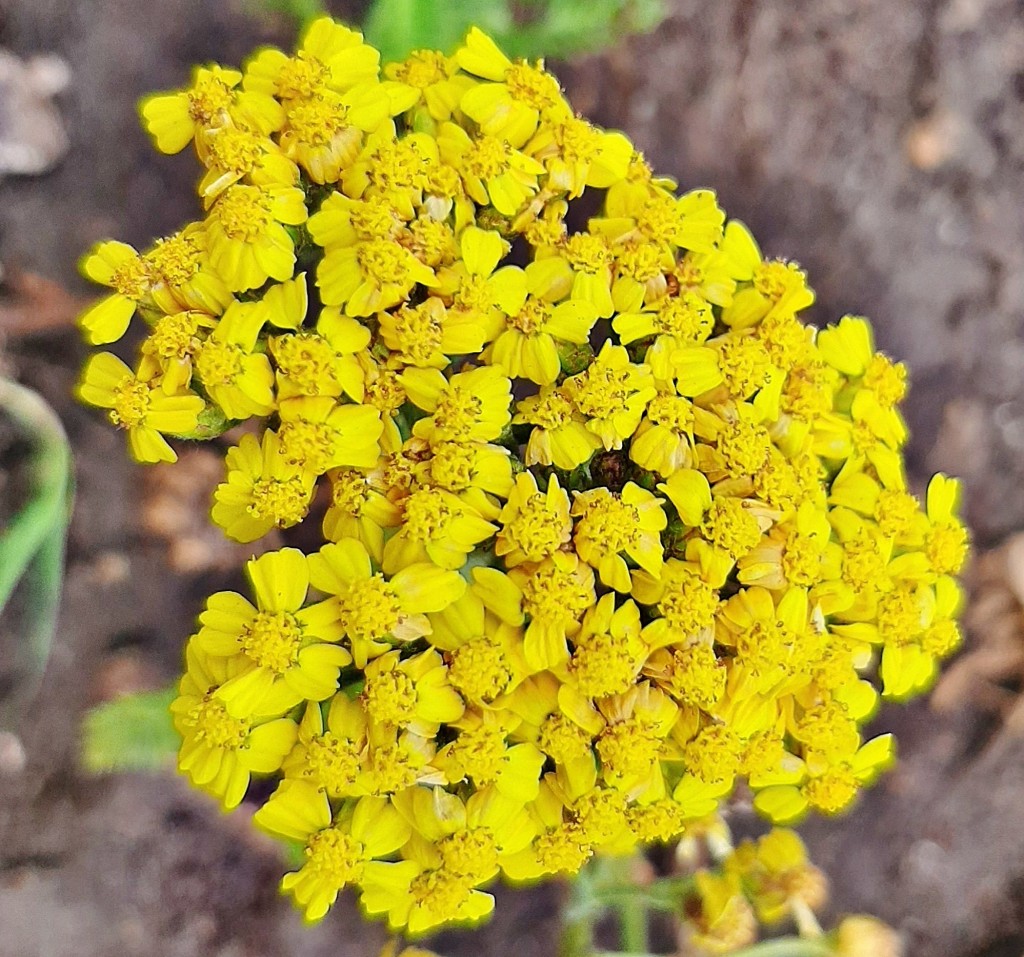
[1,0,1023,954]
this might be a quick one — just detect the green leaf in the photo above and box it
[497,0,667,60]
[0,378,73,728]
[363,0,503,61]
[81,686,180,773]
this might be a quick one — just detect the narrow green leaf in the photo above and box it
[81,687,180,773]
[0,378,73,728]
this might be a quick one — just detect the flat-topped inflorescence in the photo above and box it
[76,17,968,936]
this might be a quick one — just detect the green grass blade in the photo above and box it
[81,686,180,772]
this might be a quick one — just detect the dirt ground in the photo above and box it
[2,0,1024,954]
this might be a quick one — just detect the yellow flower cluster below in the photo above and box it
[76,18,968,935]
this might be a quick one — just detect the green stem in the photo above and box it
[728,938,834,957]
[617,894,648,954]
[560,870,596,957]
[0,377,72,725]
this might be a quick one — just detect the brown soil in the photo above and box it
[1,1,1022,955]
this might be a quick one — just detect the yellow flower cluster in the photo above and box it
[686,828,822,953]
[76,18,968,935]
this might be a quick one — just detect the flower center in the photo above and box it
[206,125,266,175]
[248,477,311,527]
[337,575,402,643]
[276,53,330,100]
[402,488,457,542]
[303,827,365,889]
[509,298,551,336]
[196,338,244,386]
[701,498,761,557]
[563,232,611,274]
[185,695,250,749]
[240,610,304,673]
[658,643,724,709]
[447,637,510,703]
[520,559,594,625]
[438,829,498,881]
[716,335,774,399]
[505,62,563,111]
[302,732,361,795]
[287,95,350,146]
[573,493,640,556]
[465,135,512,179]
[330,469,371,516]
[365,667,418,726]
[111,255,152,299]
[271,334,340,395]
[212,185,275,241]
[147,231,203,287]
[278,418,337,474]
[538,713,592,764]
[108,376,151,429]
[188,71,235,123]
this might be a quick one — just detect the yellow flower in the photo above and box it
[78,240,153,344]
[198,121,298,201]
[684,871,757,955]
[525,115,632,198]
[205,183,308,291]
[401,365,512,445]
[276,396,383,474]
[141,64,283,155]
[279,84,395,185]
[304,537,466,668]
[456,27,572,148]
[254,782,411,922]
[752,734,895,823]
[270,306,371,402]
[383,486,497,573]
[616,290,715,382]
[144,224,234,316]
[571,483,667,593]
[416,441,514,518]
[495,471,572,568]
[317,233,438,316]
[282,695,366,798]
[363,648,465,736]
[212,430,316,542]
[194,301,276,420]
[562,594,647,699]
[323,467,403,563]
[385,48,473,122]
[562,341,656,450]
[194,548,351,715]
[506,552,596,672]
[725,828,827,924]
[924,473,969,576]
[77,352,204,463]
[633,557,720,647]
[78,17,967,936]
[499,779,593,880]
[426,590,526,705]
[437,120,545,215]
[243,16,382,101]
[629,388,720,478]
[553,229,617,318]
[172,643,298,809]
[514,385,603,471]
[720,226,814,328]
[436,709,544,803]
[484,258,600,386]
[563,681,679,795]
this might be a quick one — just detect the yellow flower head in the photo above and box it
[78,19,966,935]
